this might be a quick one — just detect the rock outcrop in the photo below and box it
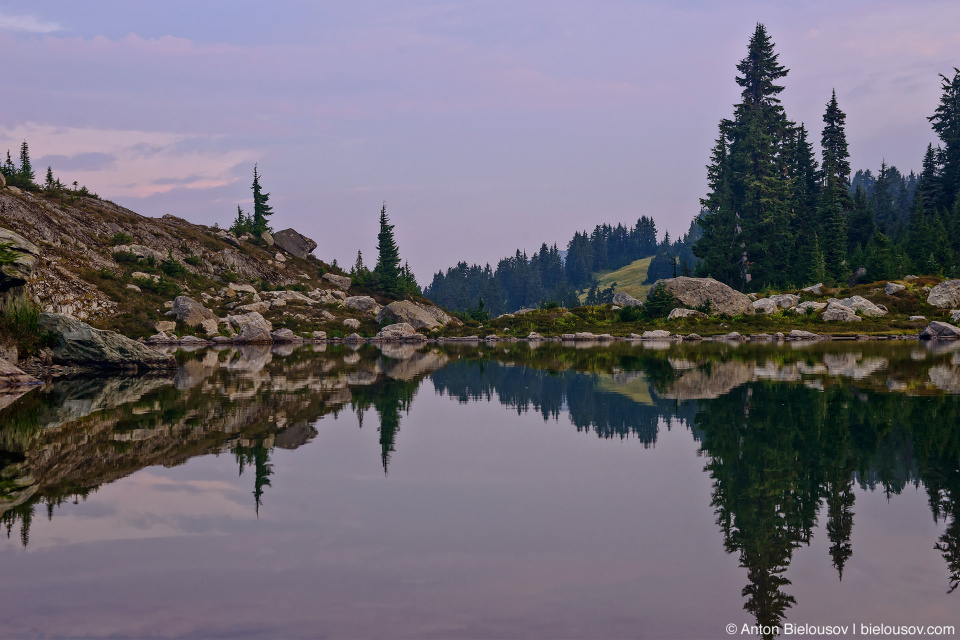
[0,227,40,299]
[753,298,778,314]
[343,296,382,315]
[376,300,453,330]
[272,228,317,259]
[822,301,861,322]
[837,295,886,317]
[39,312,175,368]
[612,291,643,307]
[885,282,906,295]
[228,312,273,343]
[270,328,303,343]
[770,294,800,309]
[920,321,960,339]
[927,280,960,308]
[172,296,219,334]
[652,277,754,316]
[376,323,420,340]
[321,272,352,291]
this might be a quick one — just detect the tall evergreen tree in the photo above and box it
[374,203,402,297]
[820,91,851,202]
[17,141,34,188]
[929,68,960,211]
[250,164,273,236]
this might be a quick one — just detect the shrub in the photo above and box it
[114,250,139,264]
[110,232,134,246]
[184,255,202,267]
[643,282,680,319]
[160,255,187,278]
[618,305,643,322]
[0,242,17,266]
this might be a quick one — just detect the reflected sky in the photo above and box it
[1,342,958,638]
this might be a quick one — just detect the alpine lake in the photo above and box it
[1,338,959,639]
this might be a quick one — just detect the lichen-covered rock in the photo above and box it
[642,330,671,339]
[343,296,382,315]
[273,228,317,259]
[376,300,448,330]
[770,294,800,309]
[322,272,352,291]
[837,295,886,317]
[612,291,643,307]
[172,296,218,329]
[39,312,175,368]
[377,323,417,340]
[653,277,754,316]
[885,282,906,295]
[343,318,360,329]
[927,280,960,308]
[920,321,960,340]
[752,298,778,314]
[667,308,707,320]
[270,328,303,343]
[794,301,828,314]
[228,312,273,344]
[822,301,861,322]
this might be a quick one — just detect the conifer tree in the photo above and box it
[373,203,402,297]
[250,164,273,236]
[45,166,55,190]
[820,91,851,203]
[929,68,960,211]
[17,141,35,188]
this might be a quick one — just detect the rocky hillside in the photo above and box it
[0,184,456,359]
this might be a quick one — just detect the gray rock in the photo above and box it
[667,308,707,320]
[344,332,364,342]
[228,311,273,344]
[920,321,960,340]
[802,283,824,295]
[322,272,352,291]
[172,296,218,329]
[822,301,861,322]
[343,296,382,315]
[261,231,274,246]
[612,291,643,307]
[377,322,417,340]
[111,244,166,263]
[788,330,819,340]
[273,228,317,259]
[39,312,175,368]
[885,282,906,295]
[848,266,867,286]
[752,298,778,314]
[270,328,303,343]
[685,333,703,340]
[951,310,960,324]
[343,318,361,329]
[155,320,176,333]
[653,276,754,316]
[237,301,270,314]
[838,295,886,317]
[770,294,801,309]
[927,280,960,308]
[0,227,40,295]
[527,332,545,340]
[909,316,927,321]
[574,332,597,340]
[312,331,327,339]
[376,300,446,330]
[642,330,671,339]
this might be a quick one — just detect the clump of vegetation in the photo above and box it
[0,242,18,265]
[160,251,187,278]
[184,255,202,267]
[0,294,49,357]
[229,165,274,237]
[643,282,680,319]
[110,232,134,246]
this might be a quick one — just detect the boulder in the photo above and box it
[228,312,273,344]
[237,301,270,314]
[885,282,906,295]
[377,323,417,340]
[527,332,545,340]
[274,252,286,263]
[652,277,753,316]
[685,333,703,340]
[0,227,40,297]
[951,310,960,324]
[612,291,643,308]
[770,294,800,309]
[822,301,861,322]
[172,296,218,329]
[322,272,352,291]
[228,283,258,296]
[910,315,927,321]
[343,296,382,315]
[0,358,40,388]
[155,320,176,333]
[848,266,867,286]
[111,244,166,262]
[377,300,445,330]
[788,330,819,340]
[642,330,671,339]
[752,298,778,314]
[667,308,707,320]
[273,228,317,259]
[344,333,363,343]
[39,313,175,368]
[261,231,274,246]
[312,331,327,339]
[270,328,303,343]
[794,301,827,314]
[920,321,960,340]
[125,284,141,293]
[343,318,361,329]
[837,295,886,317]
[802,283,824,295]
[573,332,597,340]
[927,280,960,308]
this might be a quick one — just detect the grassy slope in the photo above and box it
[579,256,653,302]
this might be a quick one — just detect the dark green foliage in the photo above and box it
[0,242,17,266]
[1,141,37,190]
[0,294,46,357]
[229,205,253,236]
[866,231,896,281]
[160,251,187,278]
[109,232,134,246]
[184,255,202,267]
[373,203,402,297]
[468,295,489,322]
[250,164,273,236]
[617,304,643,322]
[643,282,679,319]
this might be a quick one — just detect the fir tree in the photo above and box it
[250,164,273,236]
[44,166,54,190]
[818,188,847,283]
[820,90,851,202]
[17,141,35,188]
[929,68,960,211]
[373,203,402,297]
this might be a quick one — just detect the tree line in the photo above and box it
[694,24,960,290]
[424,216,659,316]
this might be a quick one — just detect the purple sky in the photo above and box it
[1,1,958,281]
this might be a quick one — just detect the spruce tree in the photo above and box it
[44,166,54,190]
[929,68,960,211]
[17,141,35,188]
[820,91,851,203]
[373,203,402,297]
[818,188,847,283]
[250,164,273,236]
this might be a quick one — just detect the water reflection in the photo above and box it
[1,340,959,637]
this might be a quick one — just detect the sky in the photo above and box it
[1,1,959,282]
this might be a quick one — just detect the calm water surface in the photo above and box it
[1,340,959,639]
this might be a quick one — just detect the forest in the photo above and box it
[426,23,960,312]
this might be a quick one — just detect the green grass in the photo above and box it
[581,257,653,302]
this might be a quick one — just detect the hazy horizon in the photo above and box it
[1,1,958,280]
